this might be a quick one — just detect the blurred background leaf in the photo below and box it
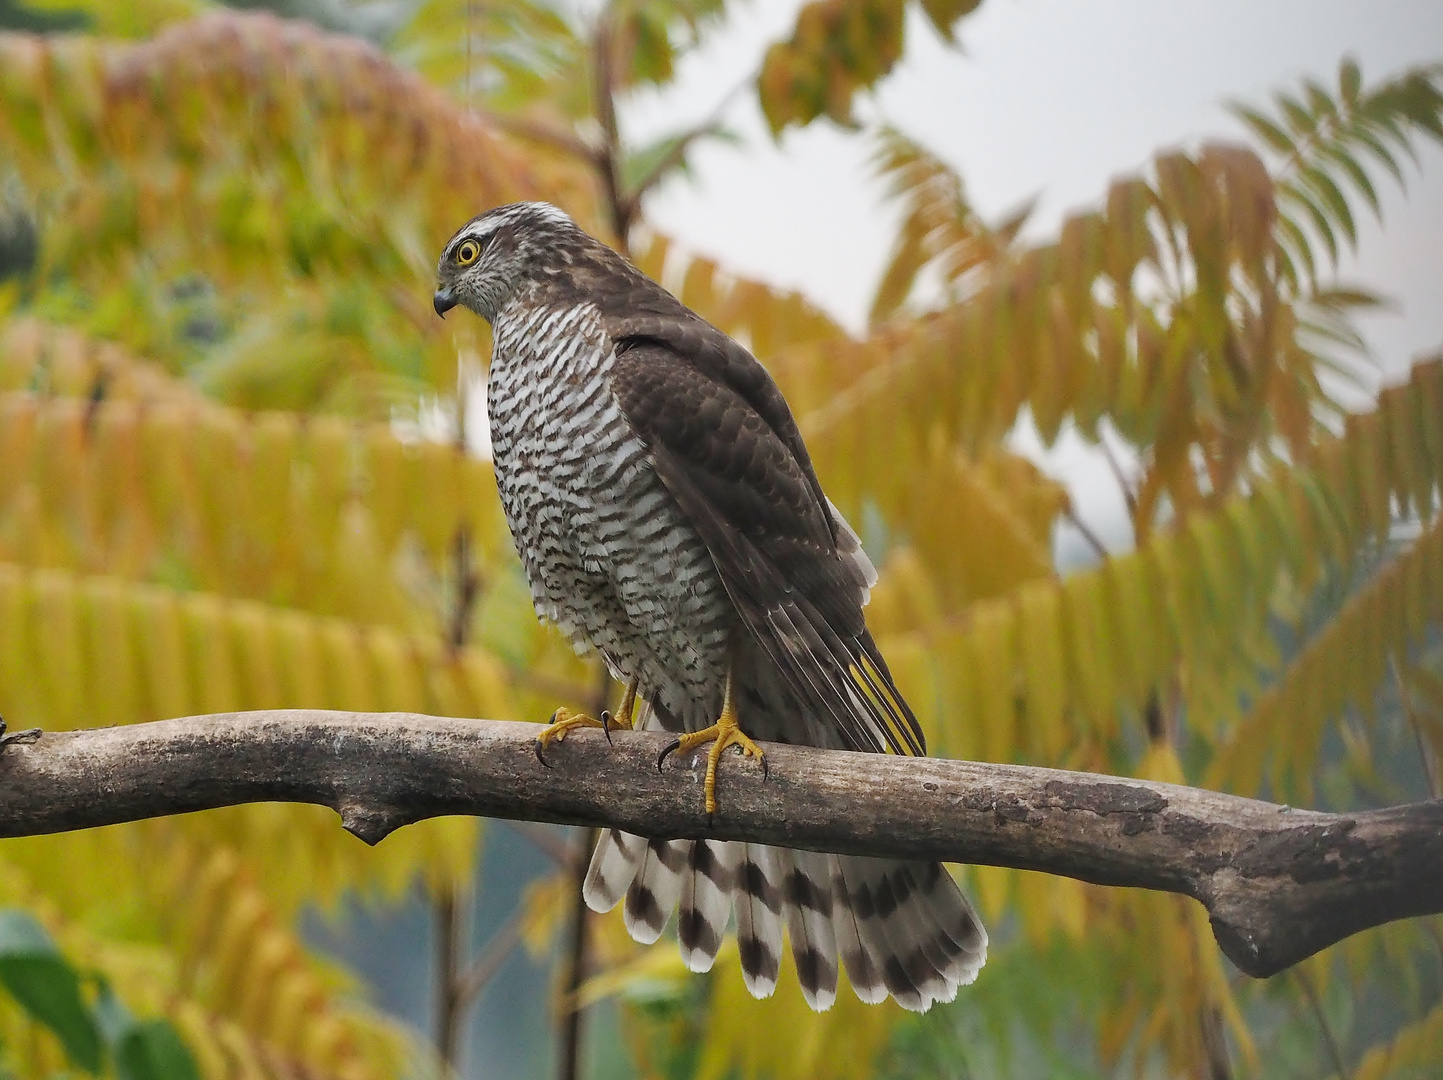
[0,3,1440,1079]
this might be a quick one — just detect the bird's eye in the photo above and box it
[456,239,482,266]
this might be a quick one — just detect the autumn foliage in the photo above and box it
[0,3,1440,1079]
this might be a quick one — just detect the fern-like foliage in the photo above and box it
[0,8,1440,1079]
[868,124,1032,326]
[1233,57,1443,277]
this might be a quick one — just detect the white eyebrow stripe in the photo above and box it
[442,202,574,262]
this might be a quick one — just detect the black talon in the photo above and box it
[601,710,614,744]
[535,708,569,769]
[760,755,769,781]
[657,738,681,772]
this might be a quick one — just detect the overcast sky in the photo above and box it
[620,0,1443,553]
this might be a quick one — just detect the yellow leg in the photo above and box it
[602,678,638,740]
[658,669,765,814]
[535,678,639,765]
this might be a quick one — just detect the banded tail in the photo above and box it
[583,831,987,1012]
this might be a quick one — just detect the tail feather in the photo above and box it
[624,838,687,944]
[678,840,737,972]
[591,832,985,1013]
[910,861,988,986]
[734,844,783,998]
[828,855,889,1005]
[885,865,962,1006]
[776,849,840,1011]
[583,829,647,913]
[838,856,985,1012]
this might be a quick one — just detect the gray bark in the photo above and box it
[1,710,1438,979]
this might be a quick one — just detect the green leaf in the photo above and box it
[0,911,103,1073]
[1282,187,1340,264]
[93,982,200,1080]
[1352,123,1408,187]
[620,123,738,197]
[1277,91,1316,137]
[114,1020,201,1080]
[917,0,983,41]
[1339,56,1362,105]
[1230,103,1296,155]
[1276,212,1318,286]
[1318,141,1381,219]
[1297,164,1358,248]
[1303,77,1338,121]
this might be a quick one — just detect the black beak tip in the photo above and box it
[433,290,457,319]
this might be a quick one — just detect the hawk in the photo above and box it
[433,202,986,1011]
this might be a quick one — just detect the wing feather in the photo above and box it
[611,341,924,756]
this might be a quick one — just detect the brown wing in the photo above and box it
[610,337,924,757]
[596,284,836,541]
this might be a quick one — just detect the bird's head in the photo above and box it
[433,201,579,322]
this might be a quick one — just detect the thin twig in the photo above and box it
[590,12,628,245]
[1099,435,1139,518]
[447,529,482,651]
[1292,967,1350,1080]
[434,882,469,1068]
[553,667,611,1080]
[555,827,596,1080]
[454,902,532,1008]
[482,111,601,165]
[1393,658,1441,799]
[1199,1006,1234,1080]
[503,819,578,868]
[619,70,754,219]
[1064,504,1110,561]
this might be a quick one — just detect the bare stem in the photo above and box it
[1099,435,1139,521]
[447,529,481,652]
[504,820,578,868]
[590,13,628,247]
[1065,504,1110,561]
[454,902,531,1009]
[1292,967,1350,1080]
[1393,658,1441,799]
[619,71,754,222]
[553,667,611,1080]
[434,882,469,1069]
[555,828,597,1080]
[483,111,601,166]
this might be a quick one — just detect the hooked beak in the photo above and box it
[433,286,458,319]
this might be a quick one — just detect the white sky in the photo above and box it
[620,0,1443,556]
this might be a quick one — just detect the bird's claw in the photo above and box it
[534,706,612,768]
[655,711,765,815]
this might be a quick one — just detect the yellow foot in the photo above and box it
[535,707,604,767]
[657,690,766,815]
[535,679,639,766]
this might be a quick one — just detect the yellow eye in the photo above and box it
[456,239,482,266]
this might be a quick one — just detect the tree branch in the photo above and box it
[1,710,1439,980]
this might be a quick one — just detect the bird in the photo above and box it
[433,201,987,1011]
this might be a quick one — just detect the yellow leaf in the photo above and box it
[1015,580,1069,759]
[183,593,241,716]
[968,602,1016,763]
[1062,571,1117,735]
[406,439,460,560]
